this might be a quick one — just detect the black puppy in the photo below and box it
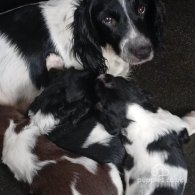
[96,74,190,195]
[29,68,125,169]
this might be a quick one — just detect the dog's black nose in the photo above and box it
[132,45,152,59]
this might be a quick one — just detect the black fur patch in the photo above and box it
[95,74,157,115]
[178,128,190,144]
[0,0,46,12]
[147,131,187,169]
[123,153,134,171]
[0,4,56,88]
[151,183,185,195]
[129,178,134,186]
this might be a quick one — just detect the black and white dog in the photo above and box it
[96,74,190,195]
[0,0,165,106]
[28,68,125,169]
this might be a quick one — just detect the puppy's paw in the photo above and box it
[46,53,64,71]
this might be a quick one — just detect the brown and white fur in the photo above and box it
[1,107,123,195]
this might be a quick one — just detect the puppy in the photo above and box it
[2,106,123,195]
[28,68,125,169]
[95,74,190,195]
[0,0,165,106]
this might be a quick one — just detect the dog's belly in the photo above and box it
[0,35,39,106]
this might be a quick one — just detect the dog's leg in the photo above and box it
[46,53,64,71]
[183,111,195,136]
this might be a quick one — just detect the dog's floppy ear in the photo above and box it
[72,0,107,74]
[154,0,166,47]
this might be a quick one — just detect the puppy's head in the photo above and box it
[72,0,165,73]
[95,74,156,135]
[29,68,96,124]
[96,74,155,109]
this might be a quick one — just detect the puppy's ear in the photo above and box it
[178,128,190,145]
[72,0,107,74]
[154,0,166,47]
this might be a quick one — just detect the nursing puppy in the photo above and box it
[0,0,165,106]
[2,106,123,195]
[95,74,190,195]
[28,68,125,168]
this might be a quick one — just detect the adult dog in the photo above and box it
[0,0,165,106]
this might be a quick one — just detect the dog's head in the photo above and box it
[72,0,165,73]
[95,74,156,111]
[94,74,156,134]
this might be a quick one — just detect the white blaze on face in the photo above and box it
[118,0,153,64]
[119,0,139,39]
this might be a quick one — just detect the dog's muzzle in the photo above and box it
[121,35,154,65]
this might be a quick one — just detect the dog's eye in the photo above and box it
[102,17,115,25]
[138,5,146,15]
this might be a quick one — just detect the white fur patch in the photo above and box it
[71,177,81,195]
[82,123,113,148]
[29,111,60,134]
[108,163,123,195]
[0,34,39,105]
[41,0,81,70]
[119,0,139,39]
[102,45,130,78]
[62,156,97,175]
[123,104,189,195]
[183,111,195,136]
[2,120,54,183]
[126,104,189,143]
[46,53,65,70]
[125,162,187,195]
[118,0,154,66]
